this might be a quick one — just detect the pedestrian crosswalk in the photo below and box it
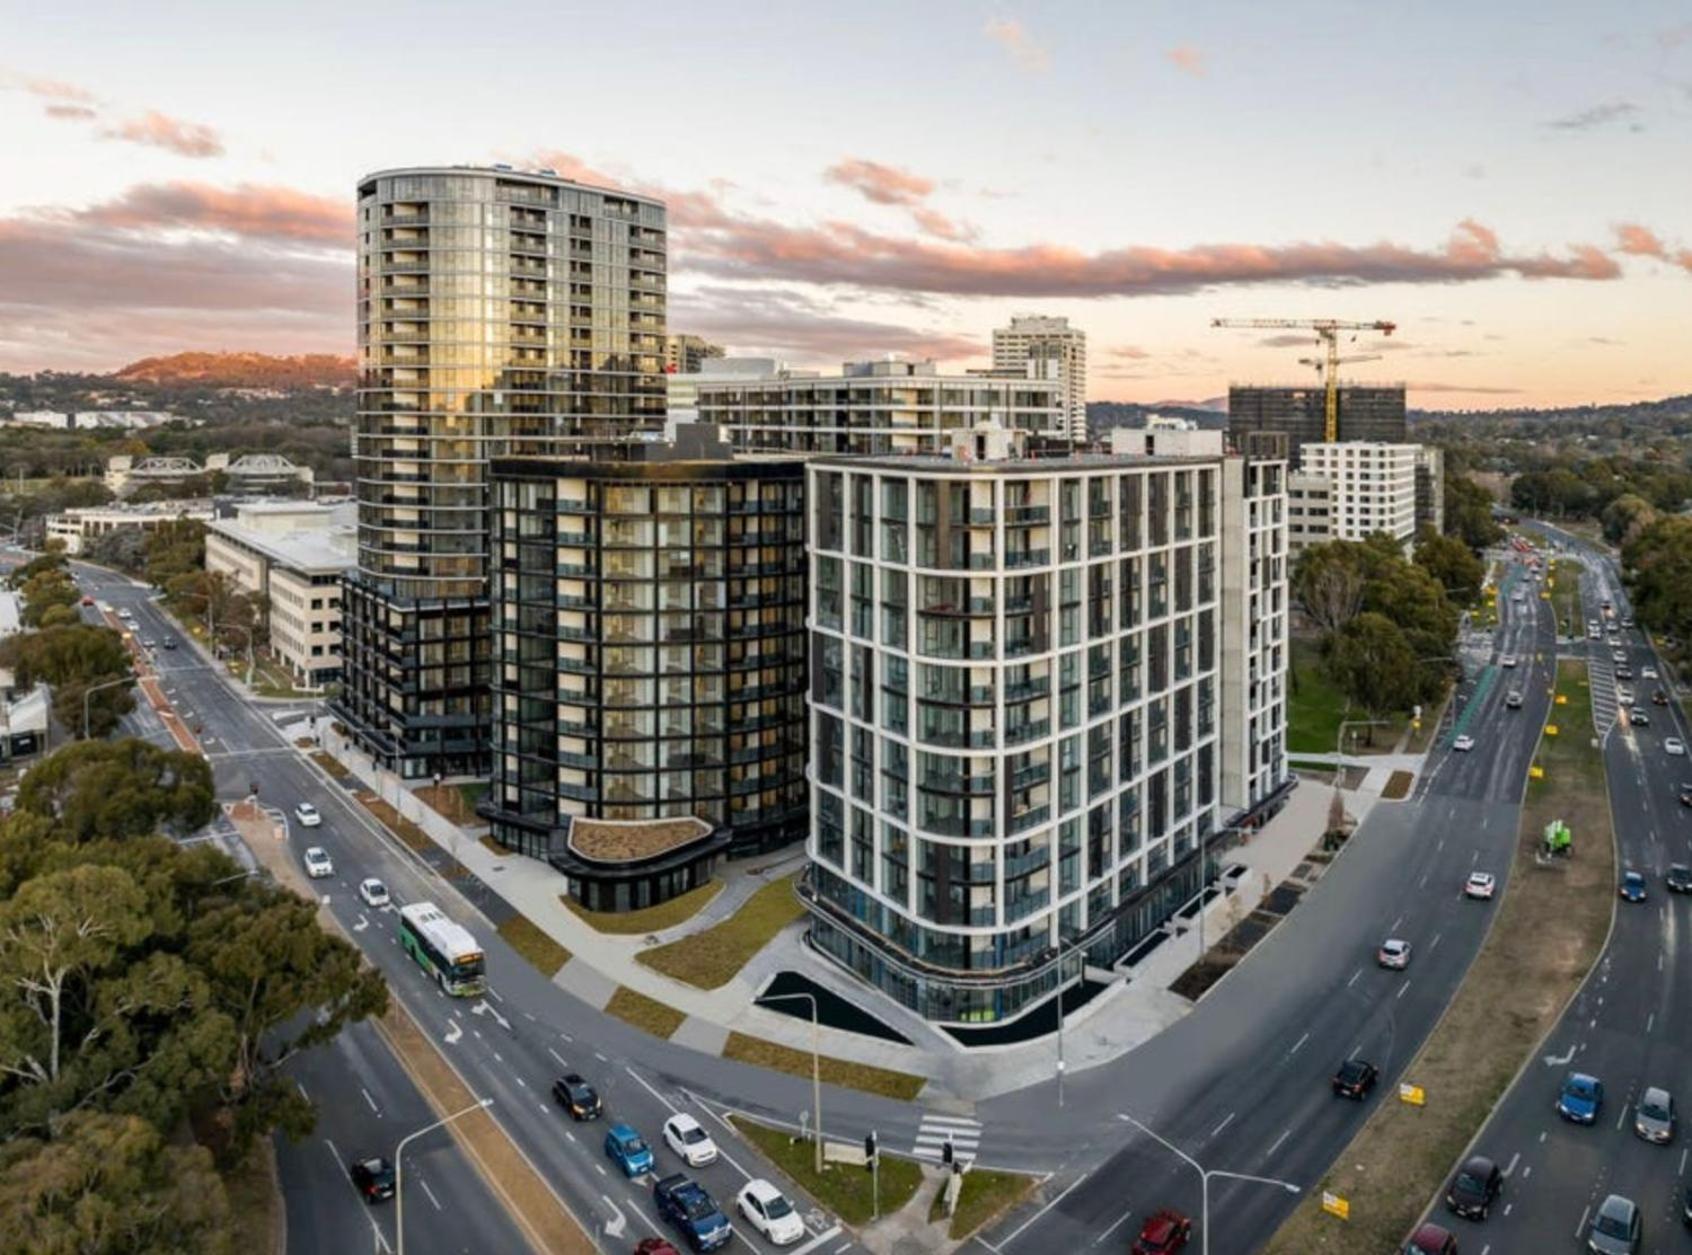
[911,1112,982,1164]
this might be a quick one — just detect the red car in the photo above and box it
[1131,1208,1192,1254]
[80,595,94,607]
[634,1240,681,1255]
[1402,1221,1458,1254]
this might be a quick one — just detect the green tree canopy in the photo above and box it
[1326,612,1422,715]
[1414,530,1485,606]
[0,623,136,738]
[16,739,215,841]
[1444,472,1504,552]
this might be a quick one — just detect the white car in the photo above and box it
[1377,938,1412,970]
[1453,734,1476,752]
[1668,738,1687,757]
[1643,666,1658,680]
[737,1179,805,1246]
[302,846,334,879]
[1465,871,1497,900]
[358,878,390,908]
[295,802,323,827]
[662,1113,719,1168]
[1613,650,1628,663]
[1500,655,1518,668]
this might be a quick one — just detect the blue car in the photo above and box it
[604,1123,654,1177]
[654,1174,732,1252]
[1620,871,1647,903]
[1558,1072,1603,1124]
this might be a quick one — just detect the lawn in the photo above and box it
[1286,636,1351,755]
[722,1031,927,1101]
[928,1166,1040,1241]
[418,782,486,826]
[497,914,572,979]
[636,874,803,989]
[1265,658,1613,1253]
[563,880,723,935]
[730,1116,923,1228]
[604,985,686,1039]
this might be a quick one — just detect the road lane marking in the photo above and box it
[625,1066,681,1115]
[1346,968,1362,988]
[1647,1012,1655,1034]
[419,1177,442,1210]
[1397,980,1412,1000]
[1575,1204,1590,1238]
[1418,872,1429,888]
[1095,1208,1136,1244]
[1266,1128,1291,1158]
[788,1227,844,1255]
[360,1086,379,1115]
[1616,1109,1627,1131]
[1288,1032,1309,1056]
[1429,932,1443,952]
[1391,915,1403,932]
[991,1174,1087,1251]
[548,1047,568,1067]
[1503,1152,1519,1177]
[1210,1112,1235,1138]
[565,1130,577,1144]
[1680,1148,1688,1176]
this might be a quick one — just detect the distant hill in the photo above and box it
[1410,394,1692,423]
[114,351,356,390]
[1086,400,1229,438]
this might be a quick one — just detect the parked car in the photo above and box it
[1378,938,1412,970]
[295,801,323,827]
[1465,871,1497,900]
[1667,865,1692,894]
[1557,1071,1604,1124]
[1332,1057,1379,1100]
[736,1179,805,1246]
[358,877,390,908]
[1403,1222,1458,1254]
[302,846,334,878]
[1635,1086,1676,1144]
[552,1073,602,1121]
[1131,1208,1192,1255]
[1620,871,1648,903]
[604,1123,655,1177]
[1587,1193,1642,1254]
[662,1114,719,1168]
[653,1174,731,1253]
[1446,1153,1503,1220]
[349,1155,395,1203]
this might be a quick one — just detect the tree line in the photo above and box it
[0,552,136,738]
[0,739,387,1252]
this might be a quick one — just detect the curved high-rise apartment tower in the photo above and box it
[336,166,667,778]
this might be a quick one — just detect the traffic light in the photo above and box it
[864,1131,877,1167]
[942,1136,954,1166]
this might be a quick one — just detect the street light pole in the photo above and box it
[1055,931,1081,1108]
[1116,1112,1299,1255]
[395,1097,492,1255]
[761,992,823,1173]
[81,674,135,740]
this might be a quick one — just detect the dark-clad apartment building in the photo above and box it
[337,165,667,778]
[1226,383,1406,463]
[482,448,808,910]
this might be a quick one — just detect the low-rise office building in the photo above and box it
[45,501,215,556]
[1286,441,1420,556]
[205,501,355,688]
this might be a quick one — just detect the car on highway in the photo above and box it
[1588,627,1603,641]
[79,595,93,607]
[1620,871,1648,903]
[358,877,390,908]
[142,637,156,649]
[653,1174,731,1253]
[662,1114,719,1168]
[1403,1222,1459,1254]
[1557,1071,1604,1124]
[1623,616,1636,628]
[302,846,334,878]
[1500,654,1518,668]
[1667,865,1692,894]
[736,1179,805,1246]
[552,1073,602,1121]
[1634,1086,1675,1144]
[1378,938,1412,969]
[1445,1152,1504,1221]
[294,801,322,827]
[117,607,133,620]
[1505,691,1523,709]
[1682,1183,1692,1227]
[349,1155,395,1203]
[1617,688,1635,706]
[1612,649,1628,663]
[1453,734,1476,752]
[1669,738,1688,757]
[604,1123,655,1177]
[1654,688,1670,705]
[1643,665,1657,679]
[634,1241,682,1255]
[1465,871,1496,900]
[1130,1208,1192,1255]
[161,636,176,649]
[1587,1193,1642,1254]
[1681,784,1692,808]
[1332,1057,1379,1100]
[1629,706,1649,725]
[1616,665,1633,681]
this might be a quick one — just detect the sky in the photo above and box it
[1,0,1689,408]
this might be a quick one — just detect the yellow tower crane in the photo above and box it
[1211,318,1397,442]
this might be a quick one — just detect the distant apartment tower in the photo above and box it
[1288,442,1420,557]
[698,359,1066,457]
[1227,384,1406,462]
[665,334,725,375]
[336,165,668,778]
[802,425,1290,1027]
[1415,446,1445,535]
[992,316,1087,443]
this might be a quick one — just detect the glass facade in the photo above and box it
[485,457,808,874]
[336,167,667,778]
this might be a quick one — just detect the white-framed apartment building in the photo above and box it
[1289,441,1420,556]
[802,426,1290,1029]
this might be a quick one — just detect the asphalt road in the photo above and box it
[73,562,862,1255]
[1411,527,1692,1254]
[971,552,1558,1253]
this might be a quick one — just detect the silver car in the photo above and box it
[1635,1086,1675,1144]
[1587,1193,1641,1254]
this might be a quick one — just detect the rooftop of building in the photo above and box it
[58,499,215,519]
[565,816,715,866]
[0,590,20,639]
[696,358,1062,385]
[208,510,356,573]
[808,449,1219,474]
[358,164,665,209]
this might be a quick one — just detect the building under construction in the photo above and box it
[1226,384,1407,462]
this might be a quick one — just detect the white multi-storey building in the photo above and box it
[802,425,1289,1028]
[1289,441,1420,556]
[697,359,1066,457]
[992,315,1088,443]
[44,501,215,556]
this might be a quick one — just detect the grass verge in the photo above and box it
[1381,770,1414,800]
[928,1166,1041,1241]
[221,1138,282,1255]
[722,1031,926,1101]
[359,795,435,859]
[418,782,485,826]
[309,750,351,781]
[1264,658,1613,1253]
[497,914,572,979]
[729,1115,923,1228]
[604,985,686,1039]
[636,874,803,989]
[563,880,724,935]
[1287,636,1351,755]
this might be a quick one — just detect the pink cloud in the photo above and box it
[1166,45,1206,77]
[1613,222,1692,272]
[69,181,353,245]
[983,17,1050,72]
[100,110,224,158]
[1107,345,1153,360]
[824,158,935,207]
[43,103,97,120]
[670,285,980,364]
[4,72,96,103]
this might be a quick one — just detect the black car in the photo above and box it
[653,1173,732,1252]
[349,1155,395,1203]
[1679,783,1692,809]
[1332,1057,1379,1100]
[1445,1153,1503,1220]
[1683,1183,1692,1227]
[552,1073,602,1120]
[1655,688,1670,706]
[161,637,177,650]
[1668,866,1692,894]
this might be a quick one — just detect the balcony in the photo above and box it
[1005,549,1050,570]
[1006,506,1050,526]
[1005,719,1050,746]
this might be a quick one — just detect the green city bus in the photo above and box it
[397,902,487,996]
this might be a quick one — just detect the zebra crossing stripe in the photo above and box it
[912,1113,983,1161]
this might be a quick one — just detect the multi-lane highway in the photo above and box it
[1411,528,1692,1253]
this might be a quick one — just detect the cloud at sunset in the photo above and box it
[100,110,225,158]
[983,17,1050,72]
[66,181,354,245]
[824,157,976,242]
[1166,46,1206,77]
[1,70,95,103]
[1614,222,1692,272]
[671,285,981,362]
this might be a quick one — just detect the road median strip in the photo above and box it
[1264,657,1614,1253]
[729,1115,923,1228]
